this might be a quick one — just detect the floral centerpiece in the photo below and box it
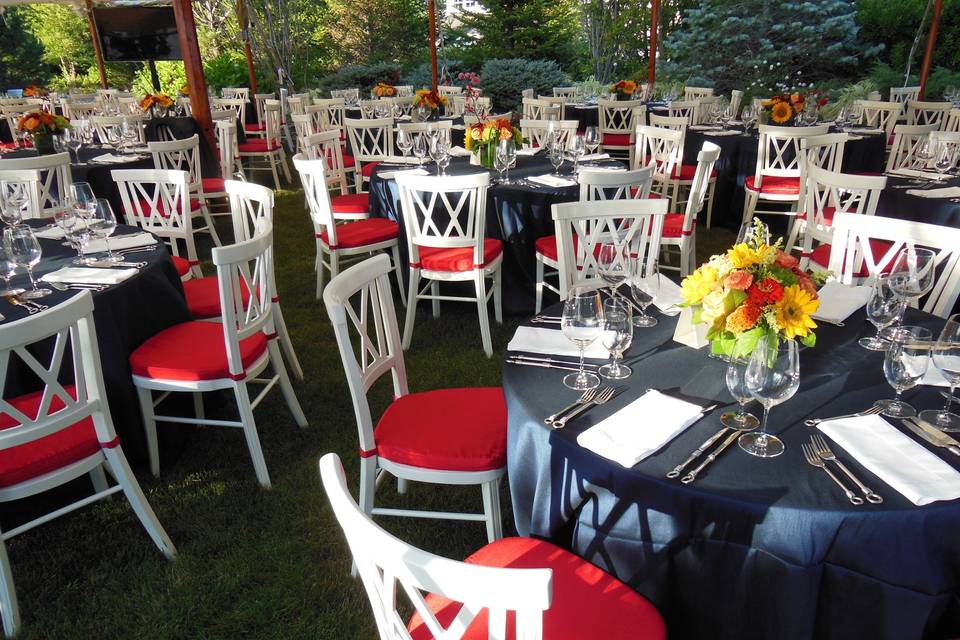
[140,93,175,116]
[762,90,828,125]
[458,71,484,117]
[179,85,189,96]
[464,117,523,168]
[16,111,70,154]
[412,88,448,121]
[22,85,47,98]
[374,82,396,98]
[610,79,638,100]
[679,220,825,358]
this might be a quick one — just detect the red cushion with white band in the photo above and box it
[129,321,267,382]
[414,239,503,272]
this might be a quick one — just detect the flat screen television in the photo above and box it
[94,7,182,62]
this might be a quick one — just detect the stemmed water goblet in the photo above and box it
[913,140,934,171]
[412,134,428,167]
[121,119,139,151]
[599,298,633,380]
[396,129,413,158]
[64,127,83,164]
[875,326,931,418]
[933,141,955,181]
[561,287,603,391]
[584,126,600,158]
[721,358,761,430]
[498,139,516,184]
[105,126,122,152]
[3,225,50,299]
[859,275,905,351]
[90,198,120,263]
[739,336,799,458]
[885,247,936,335]
[549,140,564,177]
[435,140,451,176]
[0,240,24,296]
[494,148,508,184]
[0,183,27,227]
[571,135,586,172]
[598,243,628,297]
[918,315,960,431]
[628,257,659,327]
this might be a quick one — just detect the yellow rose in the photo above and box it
[700,290,729,329]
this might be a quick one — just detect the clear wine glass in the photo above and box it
[549,141,564,177]
[396,129,413,157]
[498,139,516,184]
[584,126,600,156]
[597,242,628,297]
[629,257,659,328]
[876,326,931,418]
[599,298,632,380]
[913,139,934,170]
[570,135,586,173]
[721,358,761,429]
[0,182,26,226]
[918,315,960,431]
[494,148,508,184]
[3,225,50,299]
[886,247,936,334]
[860,275,906,351]
[933,141,955,181]
[561,287,603,391]
[64,127,82,163]
[90,198,120,263]
[412,134,428,167]
[739,336,799,458]
[436,140,451,176]
[105,125,122,152]
[122,119,139,150]
[0,240,24,296]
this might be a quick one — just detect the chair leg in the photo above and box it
[280,151,291,182]
[316,243,326,300]
[493,266,502,324]
[268,341,308,428]
[431,281,440,318]
[193,392,205,423]
[742,191,758,225]
[535,256,545,314]
[136,386,161,478]
[200,205,223,247]
[268,153,281,189]
[397,478,408,494]
[475,270,493,357]
[273,304,304,381]
[0,535,20,638]
[102,447,177,559]
[359,458,377,516]
[89,465,109,493]
[233,382,272,488]
[705,181,716,229]
[390,245,406,307]
[402,269,420,349]
[481,478,503,543]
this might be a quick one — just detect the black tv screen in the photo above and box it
[94,7,182,62]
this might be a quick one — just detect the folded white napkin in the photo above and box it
[35,226,65,240]
[83,232,157,254]
[528,174,576,188]
[381,155,421,165]
[689,125,722,131]
[887,168,943,180]
[704,130,740,137]
[728,120,744,126]
[41,266,138,285]
[813,281,872,324]
[579,153,611,162]
[89,153,137,164]
[844,127,884,135]
[516,147,541,156]
[652,274,684,315]
[817,414,960,505]
[577,390,707,467]
[507,326,609,359]
[906,187,960,199]
[378,167,430,180]
[448,146,472,157]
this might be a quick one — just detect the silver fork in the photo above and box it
[811,434,883,504]
[545,388,597,426]
[804,405,882,427]
[552,386,615,429]
[801,442,864,505]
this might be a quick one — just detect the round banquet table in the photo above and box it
[505,304,960,640]
[876,174,960,228]
[367,154,626,314]
[1,221,190,461]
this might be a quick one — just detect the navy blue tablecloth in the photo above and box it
[876,176,960,228]
[506,305,960,640]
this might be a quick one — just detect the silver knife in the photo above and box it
[681,429,741,484]
[902,418,960,456]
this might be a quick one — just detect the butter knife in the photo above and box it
[902,417,960,456]
[681,429,740,484]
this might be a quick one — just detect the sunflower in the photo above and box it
[770,101,794,124]
[773,284,819,339]
[727,243,762,269]
[680,265,719,304]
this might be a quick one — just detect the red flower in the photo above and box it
[747,278,784,305]
[774,250,798,269]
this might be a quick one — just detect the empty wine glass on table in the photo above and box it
[860,275,906,351]
[412,134,428,167]
[64,127,83,164]
[0,240,24,296]
[598,243,628,297]
[599,298,633,380]
[0,183,26,227]
[561,288,603,391]
[494,148,508,184]
[886,247,936,335]
[570,135,586,173]
[396,129,413,158]
[105,126,122,152]
[435,140,451,176]
[3,225,50,299]
[933,142,955,181]
[721,358,761,429]
[584,126,600,157]
[740,336,799,458]
[90,198,120,263]
[549,141,564,177]
[498,139,516,185]
[876,326,931,418]
[918,314,960,431]
[629,257,659,328]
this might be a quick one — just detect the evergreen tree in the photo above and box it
[0,7,53,88]
[324,0,428,66]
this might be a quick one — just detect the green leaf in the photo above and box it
[801,332,817,348]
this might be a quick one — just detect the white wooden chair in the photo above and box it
[855,100,901,143]
[319,452,667,640]
[293,153,403,301]
[634,124,684,210]
[649,113,689,135]
[214,119,244,184]
[552,199,668,300]
[660,142,721,276]
[312,98,346,134]
[667,100,701,125]
[243,92,273,139]
[438,85,463,98]
[238,101,290,188]
[906,100,951,129]
[553,86,579,100]
[61,100,100,120]
[290,113,317,155]
[796,166,886,271]
[90,115,147,146]
[302,130,370,217]
[395,172,501,357]
[537,96,567,119]
[945,108,960,133]
[533,166,655,313]
[519,119,578,150]
[890,86,920,110]
[885,123,938,171]
[395,85,414,98]
[598,98,644,165]
[344,117,394,194]
[0,104,34,138]
[684,86,714,101]
[222,87,250,102]
[0,292,176,638]
[0,153,72,219]
[322,258,506,543]
[826,212,960,318]
[131,222,307,488]
[175,97,192,116]
[696,96,723,125]
[212,98,248,135]
[741,124,830,225]
[522,98,556,121]
[147,134,223,246]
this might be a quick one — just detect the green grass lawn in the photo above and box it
[6,184,736,639]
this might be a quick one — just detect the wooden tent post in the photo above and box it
[918,0,944,99]
[84,0,108,89]
[648,0,660,88]
[172,0,216,152]
[237,0,259,94]
[428,0,438,91]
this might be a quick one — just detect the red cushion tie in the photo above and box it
[188,259,200,266]
[359,447,378,458]
[271,296,279,303]
[681,229,693,236]
[409,262,421,269]
[265,332,278,340]
[99,436,120,449]
[800,251,813,258]
[229,372,246,381]
[472,263,484,269]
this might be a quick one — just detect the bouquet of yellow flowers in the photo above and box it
[610,79,638,99]
[464,117,523,167]
[22,85,47,98]
[680,220,825,358]
[762,90,827,125]
[412,88,447,110]
[374,82,396,97]
[140,93,175,111]
[16,111,69,136]
[179,85,189,96]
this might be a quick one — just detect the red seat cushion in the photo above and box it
[202,177,226,193]
[138,197,202,217]
[182,275,251,319]
[0,387,100,488]
[808,238,896,276]
[662,213,694,238]
[320,218,398,249]
[375,388,506,472]
[331,192,370,214]
[130,322,268,382]
[170,255,192,277]
[360,161,381,177]
[407,537,666,640]
[670,163,718,181]
[534,234,559,261]
[744,175,801,195]
[341,148,355,168]
[796,206,837,226]
[417,239,503,272]
[238,139,281,153]
[244,123,266,132]
[602,133,632,146]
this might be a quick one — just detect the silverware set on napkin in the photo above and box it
[543,386,616,429]
[801,435,883,505]
[901,416,960,456]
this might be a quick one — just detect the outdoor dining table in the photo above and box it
[505,303,960,640]
[1,220,190,461]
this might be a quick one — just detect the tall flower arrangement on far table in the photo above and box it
[762,90,828,125]
[610,79,638,100]
[464,117,523,168]
[374,82,396,97]
[16,111,70,153]
[412,88,447,120]
[140,93,174,116]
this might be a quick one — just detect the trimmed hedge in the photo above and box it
[479,58,568,113]
[314,63,401,97]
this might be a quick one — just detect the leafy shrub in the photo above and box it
[867,62,915,100]
[132,61,186,97]
[204,51,262,92]
[923,67,960,100]
[314,63,402,97]
[479,58,568,113]
[403,59,474,89]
